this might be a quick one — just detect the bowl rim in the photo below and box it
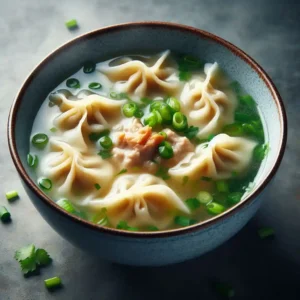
[7,21,287,238]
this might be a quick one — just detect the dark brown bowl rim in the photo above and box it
[7,21,287,238]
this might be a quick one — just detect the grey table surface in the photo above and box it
[0,0,299,299]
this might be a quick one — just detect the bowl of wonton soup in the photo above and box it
[8,22,287,266]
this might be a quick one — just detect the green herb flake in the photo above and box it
[94,183,101,190]
[35,249,52,266]
[183,126,199,140]
[50,127,57,133]
[185,198,201,211]
[155,166,170,180]
[116,169,127,176]
[98,149,112,159]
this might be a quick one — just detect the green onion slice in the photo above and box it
[88,82,102,89]
[158,141,174,159]
[27,153,38,168]
[83,61,96,74]
[99,136,113,149]
[5,191,19,201]
[44,277,62,289]
[38,178,52,191]
[0,206,11,222]
[66,78,80,89]
[31,133,49,149]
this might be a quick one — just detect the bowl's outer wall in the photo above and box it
[21,177,262,266]
[13,24,283,265]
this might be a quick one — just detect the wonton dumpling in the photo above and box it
[88,174,189,229]
[51,92,125,150]
[98,50,180,97]
[40,139,114,196]
[180,63,236,138]
[169,134,257,180]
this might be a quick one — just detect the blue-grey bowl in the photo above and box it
[7,22,287,266]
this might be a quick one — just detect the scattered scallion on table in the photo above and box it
[6,191,19,202]
[0,206,11,222]
[44,277,62,290]
[65,18,78,30]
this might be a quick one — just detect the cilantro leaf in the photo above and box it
[15,244,35,262]
[20,257,37,274]
[35,249,52,267]
[183,126,199,140]
[98,149,112,159]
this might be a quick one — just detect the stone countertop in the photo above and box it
[0,0,299,299]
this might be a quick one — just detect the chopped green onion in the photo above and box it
[227,192,243,205]
[216,180,229,193]
[140,97,152,104]
[155,166,170,180]
[0,206,11,222]
[258,227,275,239]
[56,199,76,213]
[182,176,189,185]
[97,216,109,226]
[151,102,173,124]
[31,133,49,149]
[98,149,112,159]
[134,109,144,118]
[110,91,118,99]
[116,220,138,231]
[201,176,212,181]
[89,129,110,142]
[147,225,159,231]
[222,123,244,136]
[66,78,80,89]
[116,169,127,176]
[159,131,167,139]
[88,82,102,90]
[93,208,109,226]
[242,123,256,134]
[207,202,225,215]
[214,282,235,298]
[50,127,57,133]
[172,112,188,131]
[166,97,180,113]
[239,94,256,107]
[99,136,113,149]
[197,191,213,204]
[235,111,253,122]
[153,110,163,125]
[183,126,199,140]
[94,183,101,190]
[174,216,196,227]
[143,112,158,127]
[27,153,39,168]
[207,134,215,141]
[44,277,62,289]
[179,71,192,81]
[38,178,52,191]
[122,102,138,118]
[5,191,19,201]
[185,198,200,211]
[65,18,78,29]
[83,61,96,74]
[253,144,268,161]
[150,101,163,112]
[158,141,174,159]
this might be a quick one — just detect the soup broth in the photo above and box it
[29,50,267,231]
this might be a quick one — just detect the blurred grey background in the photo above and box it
[0,0,299,299]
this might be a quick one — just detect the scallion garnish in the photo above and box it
[185,198,200,211]
[5,191,19,201]
[227,192,243,205]
[253,144,268,161]
[38,178,52,191]
[50,127,57,133]
[122,102,138,118]
[222,123,244,136]
[0,206,11,222]
[159,131,167,139]
[257,227,274,239]
[206,202,225,215]
[197,191,213,204]
[166,97,180,113]
[134,109,144,118]
[172,112,188,131]
[27,153,39,168]
[94,183,101,190]
[83,61,96,73]
[65,19,78,30]
[44,277,62,290]
[89,129,110,142]
[158,141,174,159]
[183,126,199,140]
[99,136,113,149]
[98,149,112,159]
[66,78,80,89]
[116,169,127,176]
[143,112,158,127]
[147,225,159,231]
[155,166,170,180]
[117,220,138,231]
[216,180,229,193]
[31,133,49,149]
[56,199,76,213]
[88,82,102,90]
[174,216,196,227]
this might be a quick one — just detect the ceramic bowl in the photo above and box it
[8,22,287,266]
